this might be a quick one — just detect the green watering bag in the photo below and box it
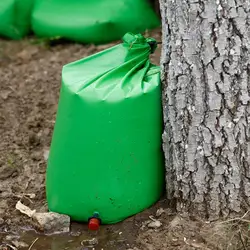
[31,0,160,44]
[0,0,33,39]
[46,33,164,223]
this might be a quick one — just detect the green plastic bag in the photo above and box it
[0,0,33,39]
[46,33,164,224]
[31,0,160,44]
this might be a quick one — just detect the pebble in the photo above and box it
[156,208,165,217]
[43,149,50,161]
[147,220,162,228]
[5,235,19,241]
[12,241,29,248]
[70,231,81,237]
[16,201,70,234]
[81,238,98,246]
[88,238,98,245]
[32,212,70,234]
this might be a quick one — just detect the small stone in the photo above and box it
[140,220,151,230]
[169,216,181,228]
[32,212,70,234]
[12,241,29,248]
[27,193,36,199]
[156,208,165,217]
[43,149,50,161]
[147,220,162,228]
[70,231,81,237]
[88,238,98,245]
[5,235,19,241]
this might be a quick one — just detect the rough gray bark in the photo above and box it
[159,0,250,219]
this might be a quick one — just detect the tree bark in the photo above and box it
[159,0,250,219]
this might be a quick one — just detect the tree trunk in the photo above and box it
[159,0,250,219]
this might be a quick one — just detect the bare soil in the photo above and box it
[0,29,249,250]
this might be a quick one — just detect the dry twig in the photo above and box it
[28,238,38,250]
[218,211,250,224]
[238,229,247,250]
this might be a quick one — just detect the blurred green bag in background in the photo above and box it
[46,33,164,223]
[0,0,33,39]
[32,0,160,44]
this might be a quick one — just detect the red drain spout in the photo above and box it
[88,217,100,231]
[88,212,101,231]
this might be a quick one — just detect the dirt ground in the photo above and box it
[0,29,249,250]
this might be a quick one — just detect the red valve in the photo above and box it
[88,217,100,231]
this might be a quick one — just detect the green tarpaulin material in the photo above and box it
[32,0,160,44]
[0,0,33,39]
[46,33,164,223]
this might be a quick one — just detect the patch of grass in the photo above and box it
[6,153,16,167]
